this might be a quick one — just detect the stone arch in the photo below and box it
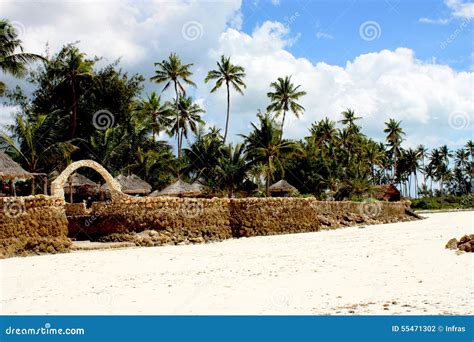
[51,160,126,201]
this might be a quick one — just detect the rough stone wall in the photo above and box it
[0,195,70,257]
[68,197,233,244]
[68,197,414,244]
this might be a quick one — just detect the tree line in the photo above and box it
[0,19,472,199]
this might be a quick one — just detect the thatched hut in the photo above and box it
[149,179,200,197]
[269,179,299,197]
[118,174,152,195]
[0,150,33,196]
[64,173,99,203]
[101,174,152,196]
[374,184,400,202]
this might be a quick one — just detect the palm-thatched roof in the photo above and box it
[64,173,99,194]
[120,174,152,195]
[269,179,299,195]
[101,174,152,195]
[149,179,200,197]
[0,150,32,180]
[189,181,207,194]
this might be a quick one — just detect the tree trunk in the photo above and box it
[174,81,181,160]
[70,77,77,139]
[223,81,230,143]
[280,111,286,142]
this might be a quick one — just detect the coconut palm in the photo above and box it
[205,55,246,143]
[404,148,419,198]
[150,53,196,158]
[52,45,94,138]
[216,143,251,197]
[0,112,77,172]
[267,76,306,141]
[339,108,361,132]
[366,141,385,184]
[170,95,204,158]
[135,92,173,140]
[0,19,45,95]
[243,112,301,195]
[384,119,405,181]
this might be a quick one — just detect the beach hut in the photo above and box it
[0,150,33,196]
[149,179,200,197]
[119,174,152,195]
[268,179,299,197]
[374,184,400,202]
[64,173,99,203]
[101,174,152,196]
[188,180,208,197]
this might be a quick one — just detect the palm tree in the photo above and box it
[205,55,246,143]
[384,119,405,181]
[339,108,361,132]
[0,19,45,95]
[135,92,173,140]
[184,127,224,188]
[52,45,94,138]
[0,112,77,172]
[243,112,301,195]
[150,53,196,158]
[216,143,251,197]
[170,95,204,158]
[266,76,306,141]
[404,148,419,198]
[365,141,384,184]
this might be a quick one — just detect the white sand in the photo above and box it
[1,211,472,315]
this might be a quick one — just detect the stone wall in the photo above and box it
[0,195,70,257]
[68,197,415,244]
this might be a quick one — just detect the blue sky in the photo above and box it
[1,0,473,149]
[239,0,472,70]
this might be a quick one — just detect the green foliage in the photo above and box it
[0,26,472,200]
[411,195,473,210]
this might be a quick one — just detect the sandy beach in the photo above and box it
[0,211,472,315]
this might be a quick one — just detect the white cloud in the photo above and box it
[445,0,474,18]
[0,0,472,150]
[205,25,473,148]
[419,0,473,25]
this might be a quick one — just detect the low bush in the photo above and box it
[411,195,473,210]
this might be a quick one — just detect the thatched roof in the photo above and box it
[120,174,152,195]
[64,173,99,194]
[269,180,299,194]
[0,150,32,180]
[149,179,200,197]
[101,174,152,195]
[374,184,400,202]
[189,181,207,194]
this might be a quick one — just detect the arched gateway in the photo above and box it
[51,160,126,201]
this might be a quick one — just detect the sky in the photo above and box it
[0,0,473,149]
